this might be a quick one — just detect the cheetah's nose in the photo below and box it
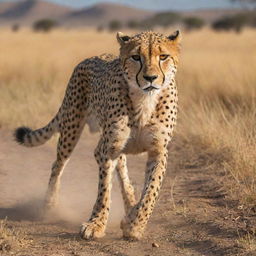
[143,75,158,83]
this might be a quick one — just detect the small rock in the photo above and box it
[152,242,159,248]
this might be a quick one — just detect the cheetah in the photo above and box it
[14,31,181,240]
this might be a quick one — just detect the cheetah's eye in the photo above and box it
[131,55,141,61]
[160,54,169,61]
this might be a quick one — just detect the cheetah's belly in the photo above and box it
[122,127,151,155]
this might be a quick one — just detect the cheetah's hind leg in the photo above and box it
[44,121,85,216]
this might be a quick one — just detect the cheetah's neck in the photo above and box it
[129,87,159,127]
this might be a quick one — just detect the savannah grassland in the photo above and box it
[1,28,256,255]
[1,28,256,204]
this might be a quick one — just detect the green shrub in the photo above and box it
[142,12,181,29]
[126,20,139,29]
[212,14,249,32]
[183,17,205,31]
[245,11,256,27]
[33,19,58,32]
[11,24,20,32]
[97,25,104,32]
[108,20,122,31]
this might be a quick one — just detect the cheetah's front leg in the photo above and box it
[80,139,117,239]
[121,149,168,240]
[116,154,136,215]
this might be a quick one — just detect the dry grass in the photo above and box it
[0,28,256,206]
[177,29,256,205]
[237,231,256,253]
[0,28,118,128]
[0,218,31,252]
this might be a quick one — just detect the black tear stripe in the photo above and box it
[136,59,143,88]
[123,57,129,70]
[159,59,165,85]
[170,57,177,68]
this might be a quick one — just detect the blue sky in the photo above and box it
[0,0,243,10]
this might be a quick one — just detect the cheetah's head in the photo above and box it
[117,31,181,94]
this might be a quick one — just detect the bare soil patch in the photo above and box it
[0,130,255,256]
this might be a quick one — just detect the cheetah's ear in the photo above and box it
[117,32,131,45]
[167,30,181,43]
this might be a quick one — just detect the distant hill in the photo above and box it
[62,2,153,27]
[0,1,18,15]
[0,0,72,26]
[0,0,243,28]
[0,0,153,27]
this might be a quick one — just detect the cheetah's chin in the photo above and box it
[142,86,160,92]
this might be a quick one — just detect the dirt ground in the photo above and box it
[0,129,255,256]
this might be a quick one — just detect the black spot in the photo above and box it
[14,127,32,144]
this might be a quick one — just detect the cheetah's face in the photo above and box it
[117,31,181,94]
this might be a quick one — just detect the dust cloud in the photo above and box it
[0,130,145,229]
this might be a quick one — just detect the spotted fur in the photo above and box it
[14,31,181,240]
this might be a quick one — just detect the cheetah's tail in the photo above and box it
[14,114,59,147]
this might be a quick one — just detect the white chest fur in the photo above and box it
[129,87,159,127]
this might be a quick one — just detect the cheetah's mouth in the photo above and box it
[143,86,160,92]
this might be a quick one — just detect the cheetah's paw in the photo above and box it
[80,222,105,240]
[120,218,143,241]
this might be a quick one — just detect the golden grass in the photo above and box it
[177,29,256,204]
[0,219,31,252]
[0,28,118,127]
[237,231,256,253]
[1,27,256,204]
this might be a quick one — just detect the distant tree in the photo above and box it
[108,20,122,31]
[242,11,256,26]
[11,23,20,32]
[97,25,104,32]
[142,12,181,29]
[183,17,205,31]
[126,20,139,29]
[248,11,256,26]
[212,14,248,32]
[33,19,58,32]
